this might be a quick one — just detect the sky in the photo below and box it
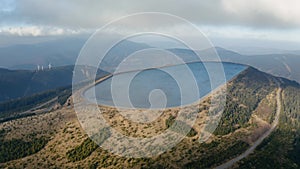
[0,0,300,51]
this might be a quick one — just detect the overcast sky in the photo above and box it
[0,0,300,50]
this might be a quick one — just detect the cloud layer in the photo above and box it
[0,0,300,42]
[1,0,300,29]
[222,0,300,28]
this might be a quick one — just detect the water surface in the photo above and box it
[84,62,247,108]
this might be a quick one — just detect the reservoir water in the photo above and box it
[84,62,247,108]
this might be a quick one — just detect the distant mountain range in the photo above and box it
[1,38,299,85]
[1,39,300,103]
[214,47,300,84]
[0,37,86,70]
[167,47,300,84]
[0,37,150,71]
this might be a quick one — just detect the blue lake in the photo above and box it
[84,62,247,108]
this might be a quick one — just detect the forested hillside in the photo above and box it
[214,67,278,135]
[0,66,108,103]
[236,82,300,168]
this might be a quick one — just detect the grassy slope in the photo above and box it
[0,67,298,168]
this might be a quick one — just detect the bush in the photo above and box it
[0,137,49,163]
[66,127,111,162]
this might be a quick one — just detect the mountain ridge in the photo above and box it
[1,66,300,168]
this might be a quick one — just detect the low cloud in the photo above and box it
[0,26,87,36]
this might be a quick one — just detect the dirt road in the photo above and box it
[215,87,282,169]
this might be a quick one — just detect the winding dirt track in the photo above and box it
[215,87,282,169]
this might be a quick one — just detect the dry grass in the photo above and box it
[0,86,274,168]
